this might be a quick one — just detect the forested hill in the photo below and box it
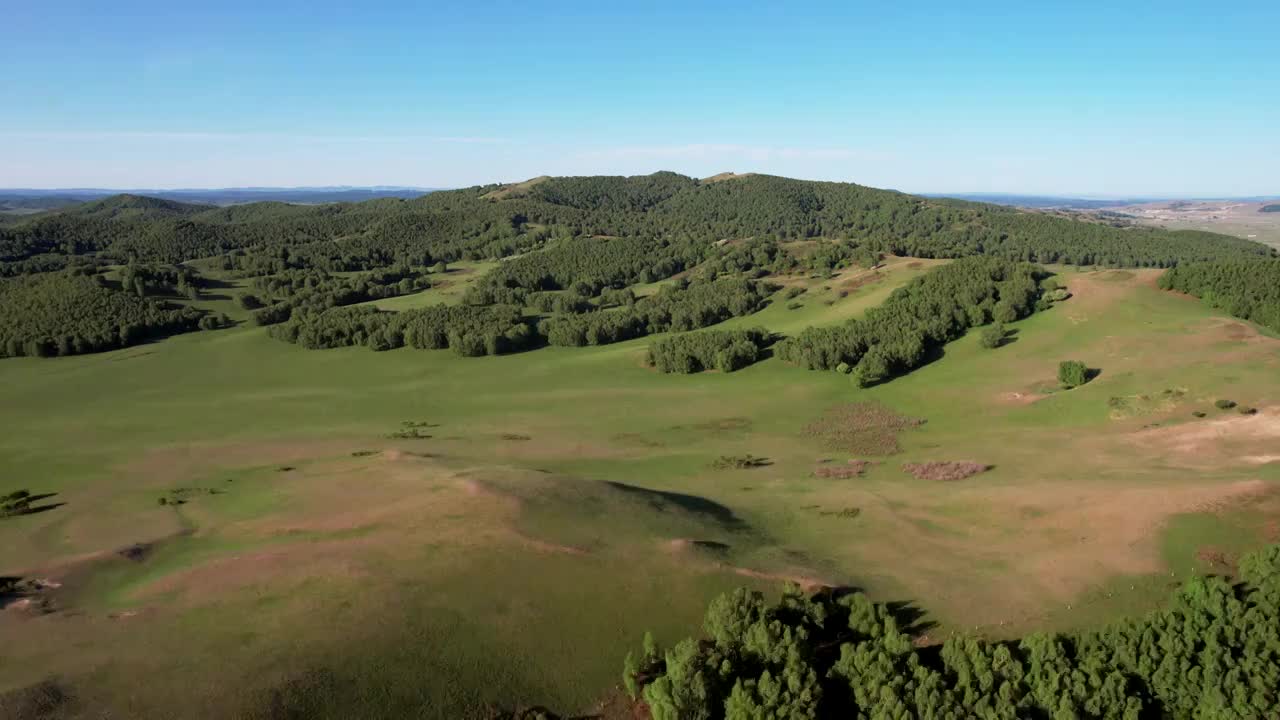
[2,172,1272,272]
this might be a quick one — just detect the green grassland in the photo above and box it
[2,265,1279,718]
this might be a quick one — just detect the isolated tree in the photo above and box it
[1058,360,1089,388]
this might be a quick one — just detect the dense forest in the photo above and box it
[1157,260,1280,333]
[776,258,1049,385]
[622,544,1280,719]
[0,270,212,357]
[2,174,1268,274]
[1,172,1274,365]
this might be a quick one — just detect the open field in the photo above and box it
[1114,199,1280,249]
[3,265,1280,718]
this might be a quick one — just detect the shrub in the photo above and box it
[1058,360,1089,388]
[1239,406,1258,415]
[1215,399,1238,410]
[710,454,770,469]
[979,322,1005,349]
[1,490,32,517]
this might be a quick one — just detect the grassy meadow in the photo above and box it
[2,263,1279,718]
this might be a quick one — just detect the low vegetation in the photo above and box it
[801,402,925,455]
[902,461,991,481]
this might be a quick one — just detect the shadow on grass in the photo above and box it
[603,481,748,531]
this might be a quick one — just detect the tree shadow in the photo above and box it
[884,600,939,637]
[0,576,27,609]
[604,481,749,531]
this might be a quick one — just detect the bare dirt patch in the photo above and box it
[834,477,1275,630]
[996,391,1047,406]
[729,567,832,592]
[813,460,872,479]
[802,402,924,455]
[838,271,885,294]
[1130,407,1280,463]
[517,533,590,556]
[902,462,990,481]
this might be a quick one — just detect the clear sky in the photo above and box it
[3,1,1277,196]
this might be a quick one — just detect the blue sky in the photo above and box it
[3,1,1277,195]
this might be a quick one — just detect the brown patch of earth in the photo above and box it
[837,478,1274,625]
[130,540,375,602]
[729,567,832,592]
[996,391,1047,406]
[517,534,590,556]
[1129,407,1280,464]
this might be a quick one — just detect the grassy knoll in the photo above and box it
[2,267,1279,717]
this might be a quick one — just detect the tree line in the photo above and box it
[1157,260,1280,333]
[267,303,536,355]
[623,543,1280,719]
[776,257,1048,386]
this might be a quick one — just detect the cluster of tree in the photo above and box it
[267,303,535,355]
[1260,204,1280,213]
[247,267,431,326]
[464,234,708,306]
[541,278,772,347]
[693,238,882,282]
[0,271,214,358]
[646,328,772,373]
[776,258,1045,386]
[527,171,698,211]
[1157,260,1280,333]
[624,543,1280,719]
[117,262,203,298]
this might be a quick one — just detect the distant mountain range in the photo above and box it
[0,186,440,212]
